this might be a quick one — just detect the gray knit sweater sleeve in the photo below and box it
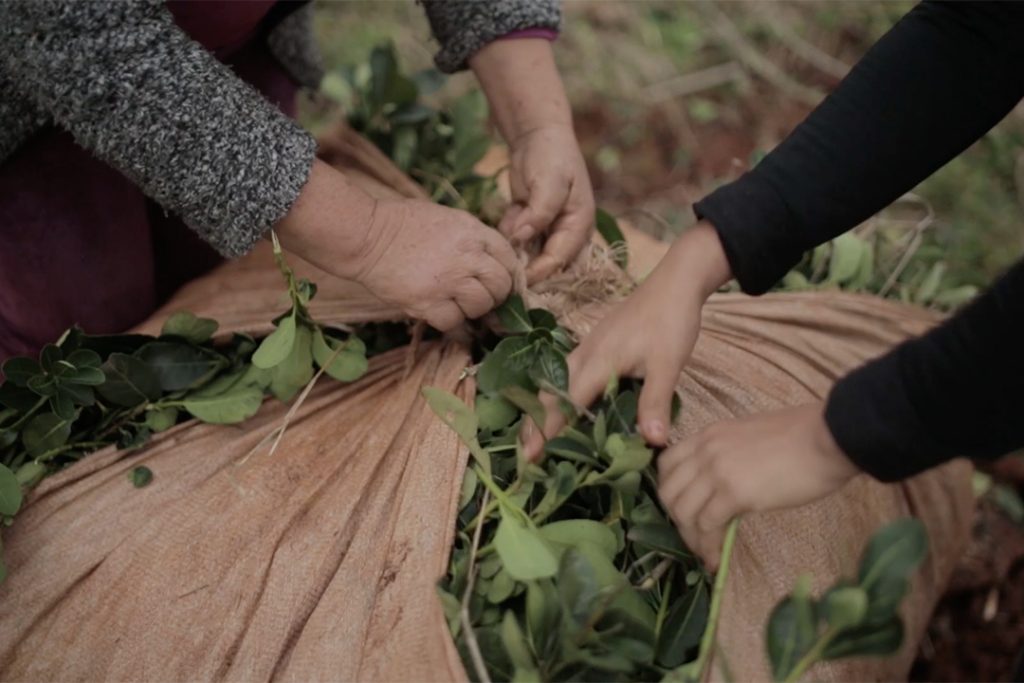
[421,0,561,73]
[0,0,316,258]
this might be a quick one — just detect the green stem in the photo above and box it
[654,566,676,640]
[5,397,47,431]
[782,627,838,683]
[687,518,740,682]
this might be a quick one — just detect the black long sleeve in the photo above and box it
[695,1,1024,295]
[693,1,1024,481]
[826,260,1024,481]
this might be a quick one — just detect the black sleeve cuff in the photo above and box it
[824,347,953,483]
[693,171,809,296]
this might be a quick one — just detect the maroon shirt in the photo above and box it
[0,1,296,361]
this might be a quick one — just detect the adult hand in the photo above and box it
[470,38,594,284]
[275,160,519,331]
[522,221,731,459]
[657,403,859,569]
[501,123,595,284]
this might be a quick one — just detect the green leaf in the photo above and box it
[312,329,368,383]
[62,366,105,386]
[501,611,537,676]
[2,357,41,387]
[391,126,418,171]
[22,413,71,457]
[129,466,153,488]
[486,568,517,605]
[269,324,315,402]
[857,518,928,614]
[932,284,978,308]
[914,261,946,305]
[557,547,604,630]
[26,374,56,397]
[252,313,297,370]
[144,407,179,433]
[494,505,559,581]
[423,387,478,447]
[528,309,558,331]
[531,344,569,393]
[539,519,618,559]
[496,295,533,334]
[657,580,709,668]
[98,353,162,407]
[626,522,690,561]
[15,461,48,488]
[181,387,264,425]
[39,344,62,373]
[822,617,903,659]
[423,386,491,476]
[477,337,533,393]
[137,342,222,391]
[501,386,546,432]
[475,394,518,432]
[49,390,75,421]
[766,593,820,682]
[65,349,101,369]
[825,233,866,286]
[0,464,23,516]
[526,579,561,659]
[822,584,868,631]
[530,461,578,522]
[452,135,490,179]
[586,433,651,485]
[595,208,628,269]
[161,311,219,344]
[543,436,599,466]
[0,383,42,412]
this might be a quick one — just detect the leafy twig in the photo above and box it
[461,488,493,683]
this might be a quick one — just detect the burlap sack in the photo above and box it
[0,127,973,682]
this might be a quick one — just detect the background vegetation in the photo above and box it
[303,0,1024,295]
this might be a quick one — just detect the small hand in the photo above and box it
[657,403,859,569]
[500,124,595,284]
[522,221,732,460]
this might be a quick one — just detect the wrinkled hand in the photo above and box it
[658,403,859,569]
[500,124,595,284]
[352,199,520,330]
[275,161,519,331]
[523,221,731,460]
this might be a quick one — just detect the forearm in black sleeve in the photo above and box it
[694,1,1024,294]
[825,257,1024,482]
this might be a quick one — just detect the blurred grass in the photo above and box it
[306,0,1024,290]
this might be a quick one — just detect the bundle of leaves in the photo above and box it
[427,294,931,682]
[321,44,502,222]
[427,294,712,682]
[775,219,979,310]
[0,236,372,580]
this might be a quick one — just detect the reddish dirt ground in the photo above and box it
[911,494,1024,682]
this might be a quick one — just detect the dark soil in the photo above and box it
[911,494,1024,682]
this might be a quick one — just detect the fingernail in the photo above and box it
[514,225,535,242]
[646,420,665,442]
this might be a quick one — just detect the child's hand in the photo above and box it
[657,403,859,569]
[523,221,732,459]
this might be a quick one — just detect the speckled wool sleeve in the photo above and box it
[0,0,316,258]
[421,0,561,73]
